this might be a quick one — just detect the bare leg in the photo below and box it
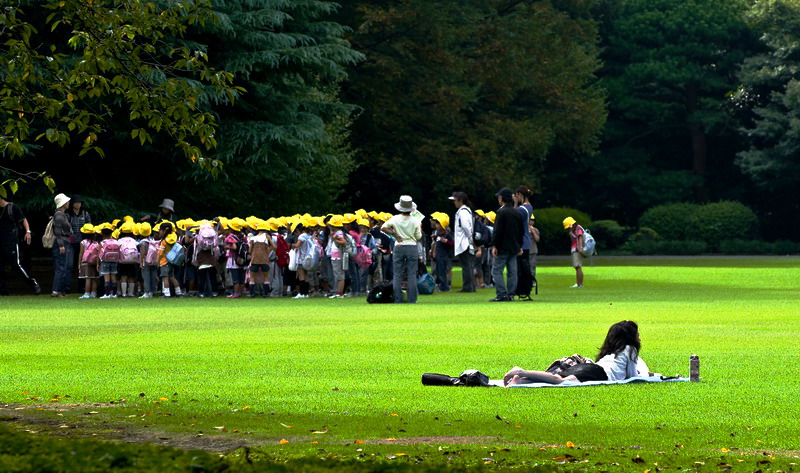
[504,367,568,386]
[576,266,584,286]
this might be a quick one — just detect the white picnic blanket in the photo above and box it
[489,376,690,388]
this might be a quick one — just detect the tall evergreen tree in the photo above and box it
[339,0,606,210]
[184,0,364,215]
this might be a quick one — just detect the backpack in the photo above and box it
[197,225,217,251]
[42,217,55,249]
[366,280,394,304]
[100,239,121,263]
[235,236,250,267]
[119,237,140,264]
[300,237,318,271]
[275,234,290,268]
[416,272,435,295]
[343,232,357,258]
[144,239,160,266]
[81,240,100,264]
[580,227,596,257]
[166,242,186,266]
[545,354,593,376]
[354,244,372,269]
[473,216,490,247]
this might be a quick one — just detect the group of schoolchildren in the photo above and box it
[70,206,517,300]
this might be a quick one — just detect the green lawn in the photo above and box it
[1,256,799,469]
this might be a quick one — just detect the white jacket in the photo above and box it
[596,345,649,381]
[453,206,473,256]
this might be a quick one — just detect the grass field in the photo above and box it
[1,256,799,469]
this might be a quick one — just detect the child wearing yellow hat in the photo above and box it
[98,225,121,298]
[223,219,246,298]
[138,222,159,298]
[117,223,140,298]
[77,224,100,299]
[430,214,454,292]
[157,222,183,297]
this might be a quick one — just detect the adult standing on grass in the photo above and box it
[449,191,475,293]
[489,187,523,302]
[382,195,422,304]
[0,192,40,296]
[513,185,534,301]
[51,193,73,298]
[65,194,91,294]
[563,216,585,288]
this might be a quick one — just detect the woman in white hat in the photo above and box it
[381,195,422,303]
[51,193,73,297]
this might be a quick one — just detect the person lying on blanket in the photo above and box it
[503,320,654,386]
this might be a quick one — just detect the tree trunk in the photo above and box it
[686,83,710,201]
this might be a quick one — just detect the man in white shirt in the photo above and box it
[449,191,475,293]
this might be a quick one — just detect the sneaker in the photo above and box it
[329,294,344,299]
[228,293,241,299]
[139,293,152,299]
[293,293,305,299]
[79,293,91,299]
[570,284,584,288]
[32,279,41,296]
[100,294,111,299]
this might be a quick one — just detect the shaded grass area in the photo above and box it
[1,257,799,469]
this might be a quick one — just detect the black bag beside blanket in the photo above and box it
[421,370,492,387]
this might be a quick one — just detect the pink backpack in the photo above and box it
[144,238,160,266]
[100,239,121,263]
[354,244,372,269]
[118,237,140,264]
[81,240,100,265]
[197,225,217,251]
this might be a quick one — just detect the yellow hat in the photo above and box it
[530,213,535,221]
[123,215,134,223]
[80,223,95,234]
[120,222,136,234]
[165,233,177,245]
[290,220,304,233]
[486,211,496,224]
[563,216,576,229]
[381,212,393,221]
[112,228,121,239]
[357,218,370,227]
[355,209,368,218]
[475,209,485,217]
[111,219,121,229]
[153,222,162,233]
[342,213,357,224]
[228,219,243,232]
[432,213,450,229]
[138,222,152,237]
[328,215,344,227]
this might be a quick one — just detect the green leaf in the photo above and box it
[9,181,18,194]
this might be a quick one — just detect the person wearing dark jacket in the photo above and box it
[51,193,73,297]
[0,194,40,295]
[489,187,523,302]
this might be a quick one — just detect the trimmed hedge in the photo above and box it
[534,207,591,254]
[626,239,708,255]
[638,203,700,240]
[588,220,626,250]
[719,239,800,255]
[637,201,762,251]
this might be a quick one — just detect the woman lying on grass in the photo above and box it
[503,320,652,386]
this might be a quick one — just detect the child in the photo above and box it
[158,222,183,298]
[223,219,246,299]
[78,224,99,299]
[117,222,140,298]
[291,221,313,299]
[248,221,273,298]
[98,224,120,298]
[326,215,347,298]
[138,222,159,298]
[430,215,454,292]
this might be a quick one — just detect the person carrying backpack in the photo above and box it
[564,216,585,288]
[137,222,159,298]
[223,218,247,299]
[449,191,475,293]
[513,185,535,301]
[97,223,120,298]
[77,224,100,298]
[50,193,73,298]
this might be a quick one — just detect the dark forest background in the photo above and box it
[4,0,800,240]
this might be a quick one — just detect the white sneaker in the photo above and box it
[79,293,91,299]
[329,294,343,299]
[139,293,152,299]
[110,294,118,298]
[570,284,584,288]
[99,294,111,299]
[293,294,304,299]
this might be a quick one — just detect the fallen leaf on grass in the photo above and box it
[280,423,294,429]
[86,411,99,415]
[720,448,729,453]
[354,440,364,444]
[279,439,289,445]
[311,429,329,434]
[566,441,576,448]
[213,426,227,432]
[386,438,397,441]
[159,397,169,401]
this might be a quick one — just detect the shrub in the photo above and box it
[534,207,591,254]
[718,239,753,255]
[772,240,800,254]
[685,201,760,249]
[638,203,701,240]
[629,226,661,242]
[588,219,626,250]
[626,239,707,255]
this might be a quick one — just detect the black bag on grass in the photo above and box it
[422,370,492,387]
[366,280,393,304]
[421,373,459,386]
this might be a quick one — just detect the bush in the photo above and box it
[684,201,759,250]
[772,240,800,254]
[638,203,701,240]
[629,226,661,242]
[588,219,626,250]
[534,207,591,255]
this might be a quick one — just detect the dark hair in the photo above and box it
[597,320,641,360]
[515,185,533,200]
[451,191,472,208]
